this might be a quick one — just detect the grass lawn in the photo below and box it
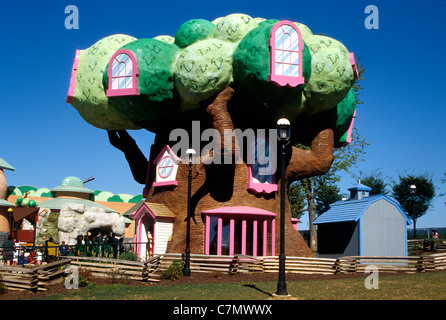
[31,271,446,300]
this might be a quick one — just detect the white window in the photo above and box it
[268,21,304,87]
[247,136,277,194]
[152,145,180,187]
[106,49,140,97]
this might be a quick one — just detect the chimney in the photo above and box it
[348,180,372,200]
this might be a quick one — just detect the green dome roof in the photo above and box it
[51,176,94,195]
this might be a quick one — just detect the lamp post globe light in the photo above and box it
[184,148,196,276]
[276,116,290,296]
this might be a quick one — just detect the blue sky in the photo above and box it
[1,0,445,229]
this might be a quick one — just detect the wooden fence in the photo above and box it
[60,256,148,281]
[147,253,446,279]
[0,259,71,292]
[2,252,446,292]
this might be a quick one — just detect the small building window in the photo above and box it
[106,49,140,97]
[268,20,305,87]
[247,135,277,194]
[152,145,180,187]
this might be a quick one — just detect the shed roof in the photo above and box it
[313,195,411,225]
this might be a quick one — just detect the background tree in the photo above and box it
[355,169,389,195]
[392,174,436,238]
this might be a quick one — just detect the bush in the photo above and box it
[162,260,184,281]
[119,251,138,261]
[0,275,6,294]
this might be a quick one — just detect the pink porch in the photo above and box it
[202,206,276,257]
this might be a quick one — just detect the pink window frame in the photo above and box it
[350,52,359,80]
[157,155,175,179]
[202,206,276,257]
[106,49,140,97]
[152,145,180,188]
[268,20,305,87]
[340,109,356,148]
[247,135,278,194]
[66,49,80,103]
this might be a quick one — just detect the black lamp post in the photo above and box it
[184,148,195,276]
[276,116,290,296]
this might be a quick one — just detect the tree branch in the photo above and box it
[286,128,335,184]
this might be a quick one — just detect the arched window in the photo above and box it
[247,135,277,194]
[106,49,140,97]
[268,20,304,87]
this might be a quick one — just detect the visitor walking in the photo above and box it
[1,234,15,266]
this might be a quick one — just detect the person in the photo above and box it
[59,241,69,256]
[96,232,103,257]
[13,237,19,266]
[36,245,43,265]
[147,230,153,258]
[110,233,119,258]
[432,230,439,239]
[118,238,125,257]
[1,234,15,266]
[75,235,84,256]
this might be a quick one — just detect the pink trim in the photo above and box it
[229,219,235,256]
[158,155,175,179]
[66,49,80,103]
[134,205,155,259]
[202,206,277,217]
[152,181,178,187]
[340,109,356,148]
[271,219,276,255]
[253,220,258,256]
[350,52,359,80]
[205,215,210,254]
[247,175,278,193]
[241,220,247,255]
[106,49,140,97]
[153,145,181,165]
[217,218,222,255]
[152,145,181,188]
[269,21,305,87]
[291,218,300,231]
[202,206,277,256]
[246,135,278,194]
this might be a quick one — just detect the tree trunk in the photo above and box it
[302,179,317,253]
[413,219,417,239]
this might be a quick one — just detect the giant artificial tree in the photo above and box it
[67,13,359,256]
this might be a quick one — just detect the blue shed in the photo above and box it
[313,183,411,258]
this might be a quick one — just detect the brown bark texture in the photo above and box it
[141,87,335,257]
